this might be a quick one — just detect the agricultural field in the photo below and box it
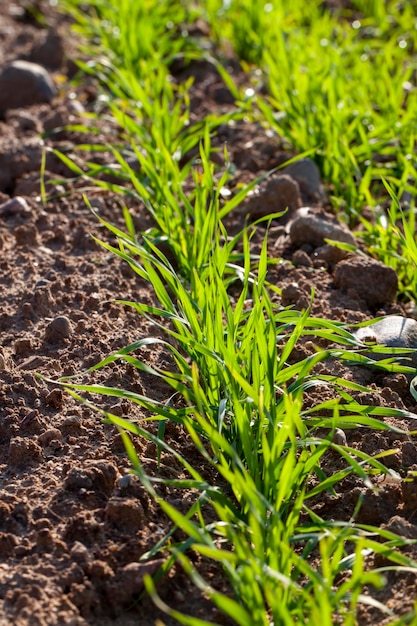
[2,0,417,624]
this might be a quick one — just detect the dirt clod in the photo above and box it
[105,496,145,532]
[333,255,398,307]
[8,436,44,466]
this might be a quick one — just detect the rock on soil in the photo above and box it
[281,157,326,203]
[353,315,417,368]
[244,173,302,221]
[0,61,56,116]
[0,196,31,218]
[44,315,74,342]
[289,206,356,248]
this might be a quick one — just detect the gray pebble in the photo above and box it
[281,158,325,202]
[333,428,347,446]
[0,61,56,115]
[289,207,355,248]
[353,316,417,368]
[70,541,91,562]
[118,474,132,489]
[0,196,31,219]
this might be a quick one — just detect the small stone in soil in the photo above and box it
[245,173,302,221]
[38,428,63,447]
[289,207,355,248]
[44,316,73,342]
[281,157,325,202]
[70,541,91,563]
[333,428,347,446]
[353,315,417,368]
[0,61,56,115]
[45,388,63,408]
[0,196,31,218]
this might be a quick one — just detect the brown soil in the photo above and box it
[1,2,417,625]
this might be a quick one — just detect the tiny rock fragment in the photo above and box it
[20,410,39,430]
[45,388,63,409]
[70,541,91,564]
[333,428,347,446]
[17,355,46,370]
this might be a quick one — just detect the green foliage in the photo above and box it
[204,0,417,223]
[56,155,417,623]
[51,0,417,623]
[60,0,196,70]
[358,177,417,300]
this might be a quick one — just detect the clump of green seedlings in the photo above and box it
[53,0,417,623]
[59,150,417,623]
[204,0,417,217]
